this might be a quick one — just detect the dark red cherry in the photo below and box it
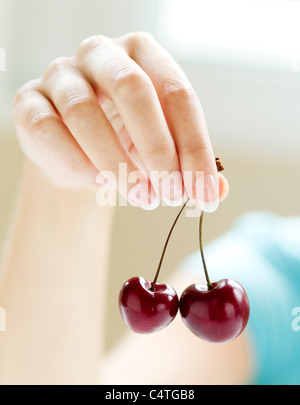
[179,279,250,343]
[119,276,179,334]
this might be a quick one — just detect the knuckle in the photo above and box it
[62,93,96,118]
[122,32,156,56]
[29,112,58,137]
[127,31,155,47]
[112,67,150,97]
[146,141,175,161]
[13,79,40,107]
[182,142,209,160]
[44,57,70,78]
[77,34,107,56]
[161,81,197,108]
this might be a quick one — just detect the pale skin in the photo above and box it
[0,33,253,384]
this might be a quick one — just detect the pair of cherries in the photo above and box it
[119,161,250,344]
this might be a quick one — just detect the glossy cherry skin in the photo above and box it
[119,276,179,334]
[179,279,250,343]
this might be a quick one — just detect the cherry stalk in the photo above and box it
[152,157,224,291]
[199,157,224,290]
[151,198,189,291]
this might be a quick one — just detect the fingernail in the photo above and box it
[195,173,219,213]
[160,171,184,207]
[162,197,185,207]
[127,180,159,210]
[140,193,160,210]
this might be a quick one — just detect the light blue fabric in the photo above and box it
[180,211,300,385]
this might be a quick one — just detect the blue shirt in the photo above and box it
[180,211,300,385]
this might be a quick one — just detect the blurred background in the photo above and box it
[0,0,300,351]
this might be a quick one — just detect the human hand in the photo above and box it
[13,32,228,211]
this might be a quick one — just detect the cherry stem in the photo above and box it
[199,211,213,290]
[151,198,190,291]
[151,157,224,292]
[198,157,224,289]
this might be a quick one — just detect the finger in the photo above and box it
[13,85,98,188]
[120,33,219,212]
[76,36,183,203]
[41,58,158,208]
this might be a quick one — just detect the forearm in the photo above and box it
[0,161,114,384]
